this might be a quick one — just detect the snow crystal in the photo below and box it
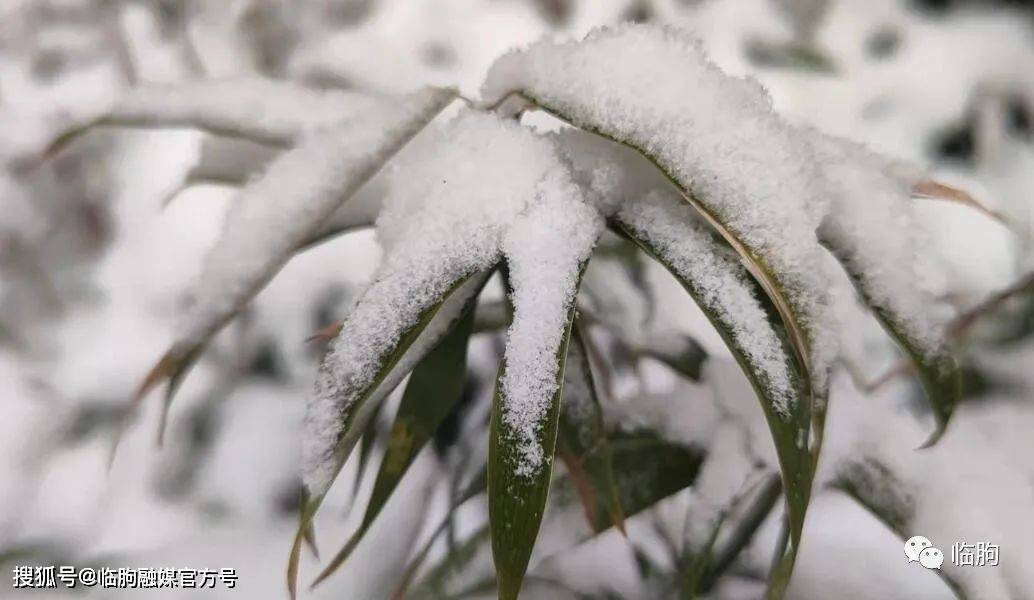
[618,190,796,417]
[303,110,598,491]
[107,78,403,144]
[484,24,838,383]
[501,181,603,477]
[175,87,455,356]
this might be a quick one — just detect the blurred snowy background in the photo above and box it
[2,0,1034,598]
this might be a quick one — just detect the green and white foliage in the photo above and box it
[68,22,971,600]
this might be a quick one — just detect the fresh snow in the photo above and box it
[484,24,840,384]
[304,110,601,490]
[618,190,796,418]
[807,129,947,354]
[501,185,602,476]
[174,87,455,360]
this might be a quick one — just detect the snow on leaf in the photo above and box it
[613,190,813,567]
[310,303,477,588]
[617,191,798,418]
[809,130,961,446]
[489,182,602,600]
[305,109,593,496]
[484,24,839,395]
[498,183,603,477]
[131,87,454,432]
[833,457,968,599]
[288,269,489,600]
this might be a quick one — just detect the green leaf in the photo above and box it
[521,94,822,594]
[488,301,579,600]
[822,241,961,447]
[612,219,814,560]
[556,320,626,534]
[287,269,490,600]
[311,305,477,587]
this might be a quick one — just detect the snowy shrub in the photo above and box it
[44,21,1002,600]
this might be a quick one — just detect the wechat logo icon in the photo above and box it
[905,535,943,570]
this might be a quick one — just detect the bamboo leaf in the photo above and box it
[287,269,490,600]
[557,320,625,534]
[514,93,817,395]
[818,240,961,447]
[128,87,454,444]
[488,298,580,600]
[311,305,477,587]
[612,208,813,559]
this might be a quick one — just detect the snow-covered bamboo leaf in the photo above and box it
[810,133,961,446]
[484,25,839,409]
[612,191,813,564]
[311,304,477,587]
[44,78,427,158]
[131,87,455,431]
[489,190,602,600]
[557,320,625,534]
[288,269,490,600]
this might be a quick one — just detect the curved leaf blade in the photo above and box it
[612,204,813,551]
[129,87,454,441]
[287,269,489,600]
[311,304,477,587]
[488,300,578,600]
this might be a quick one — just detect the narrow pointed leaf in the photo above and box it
[287,269,489,600]
[488,303,578,600]
[312,305,477,586]
[593,430,706,531]
[812,133,962,447]
[485,28,836,395]
[130,87,454,439]
[612,192,813,558]
[488,189,602,599]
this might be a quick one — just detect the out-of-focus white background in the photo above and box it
[1,1,1033,598]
